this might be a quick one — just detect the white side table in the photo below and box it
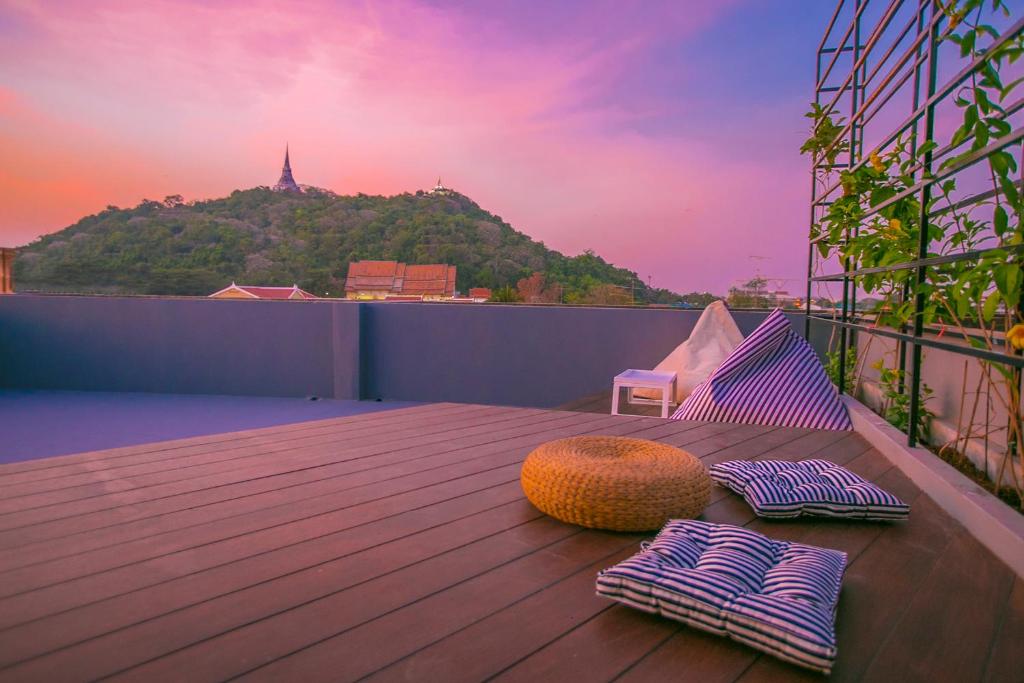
[611,369,677,419]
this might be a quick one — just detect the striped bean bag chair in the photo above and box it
[597,520,846,674]
[671,308,852,430]
[710,459,910,520]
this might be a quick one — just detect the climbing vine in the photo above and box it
[802,0,1024,505]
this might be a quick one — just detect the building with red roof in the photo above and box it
[209,283,318,301]
[344,261,457,300]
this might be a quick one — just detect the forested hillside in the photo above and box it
[16,187,680,302]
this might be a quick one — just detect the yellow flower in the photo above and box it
[943,2,964,29]
[889,218,902,232]
[869,151,885,173]
[1008,324,1024,351]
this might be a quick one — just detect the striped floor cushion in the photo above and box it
[597,520,846,674]
[711,459,910,520]
[671,308,852,430]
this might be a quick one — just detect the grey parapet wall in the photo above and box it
[0,294,347,399]
[360,302,817,407]
[0,295,813,408]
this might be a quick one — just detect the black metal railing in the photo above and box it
[806,0,1024,447]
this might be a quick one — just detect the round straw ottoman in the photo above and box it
[520,436,711,532]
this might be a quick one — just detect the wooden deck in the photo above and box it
[0,402,1019,682]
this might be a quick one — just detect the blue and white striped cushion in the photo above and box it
[711,459,910,520]
[597,520,846,674]
[671,309,852,431]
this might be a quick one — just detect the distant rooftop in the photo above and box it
[345,260,457,299]
[209,283,318,300]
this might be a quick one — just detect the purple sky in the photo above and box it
[0,0,835,294]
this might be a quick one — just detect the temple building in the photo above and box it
[429,177,454,196]
[209,283,318,300]
[273,145,302,193]
[344,261,457,300]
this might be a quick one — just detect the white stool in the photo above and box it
[611,369,677,419]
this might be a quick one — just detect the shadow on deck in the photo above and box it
[558,389,669,418]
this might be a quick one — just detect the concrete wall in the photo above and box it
[0,295,352,399]
[0,295,813,408]
[834,320,1019,485]
[361,303,809,407]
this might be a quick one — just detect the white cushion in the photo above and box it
[635,301,744,403]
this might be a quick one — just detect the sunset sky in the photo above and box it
[0,0,834,294]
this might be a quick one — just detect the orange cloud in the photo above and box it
[0,0,808,292]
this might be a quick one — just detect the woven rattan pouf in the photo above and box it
[520,435,711,531]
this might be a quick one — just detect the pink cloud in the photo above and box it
[0,0,807,293]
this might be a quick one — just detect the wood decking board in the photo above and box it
[0,408,615,533]
[1,416,715,629]
[0,413,699,665]
[0,402,469,479]
[0,403,518,495]
[0,402,1017,683]
[0,411,626,562]
[0,404,559,508]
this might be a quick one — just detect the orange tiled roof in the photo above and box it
[345,261,456,297]
[402,264,456,297]
[469,288,492,299]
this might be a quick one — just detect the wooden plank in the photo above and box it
[615,626,756,683]
[0,404,552,506]
[0,403,507,493]
[360,545,644,682]
[0,409,614,533]
[234,532,642,683]
[2,512,579,681]
[0,403,1016,683]
[0,413,741,659]
[0,415,617,568]
[489,606,678,683]
[0,413,720,671]
[983,576,1024,682]
[428,434,884,683]
[857,529,1015,682]
[0,411,663,623]
[0,411,621,558]
[0,467,529,628]
[0,402,464,477]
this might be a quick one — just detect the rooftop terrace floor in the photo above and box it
[0,403,1019,682]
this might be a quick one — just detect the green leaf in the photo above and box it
[994,263,1022,306]
[982,290,1001,322]
[975,87,994,114]
[989,117,1012,136]
[964,104,979,130]
[1000,75,1024,101]
[960,29,976,58]
[991,149,1009,174]
[869,186,897,207]
[994,205,1008,235]
[978,23,1000,39]
[951,124,971,148]
[974,120,990,148]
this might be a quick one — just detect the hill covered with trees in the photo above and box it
[15,187,685,303]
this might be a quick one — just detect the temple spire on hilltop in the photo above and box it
[273,144,301,193]
[430,176,452,195]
